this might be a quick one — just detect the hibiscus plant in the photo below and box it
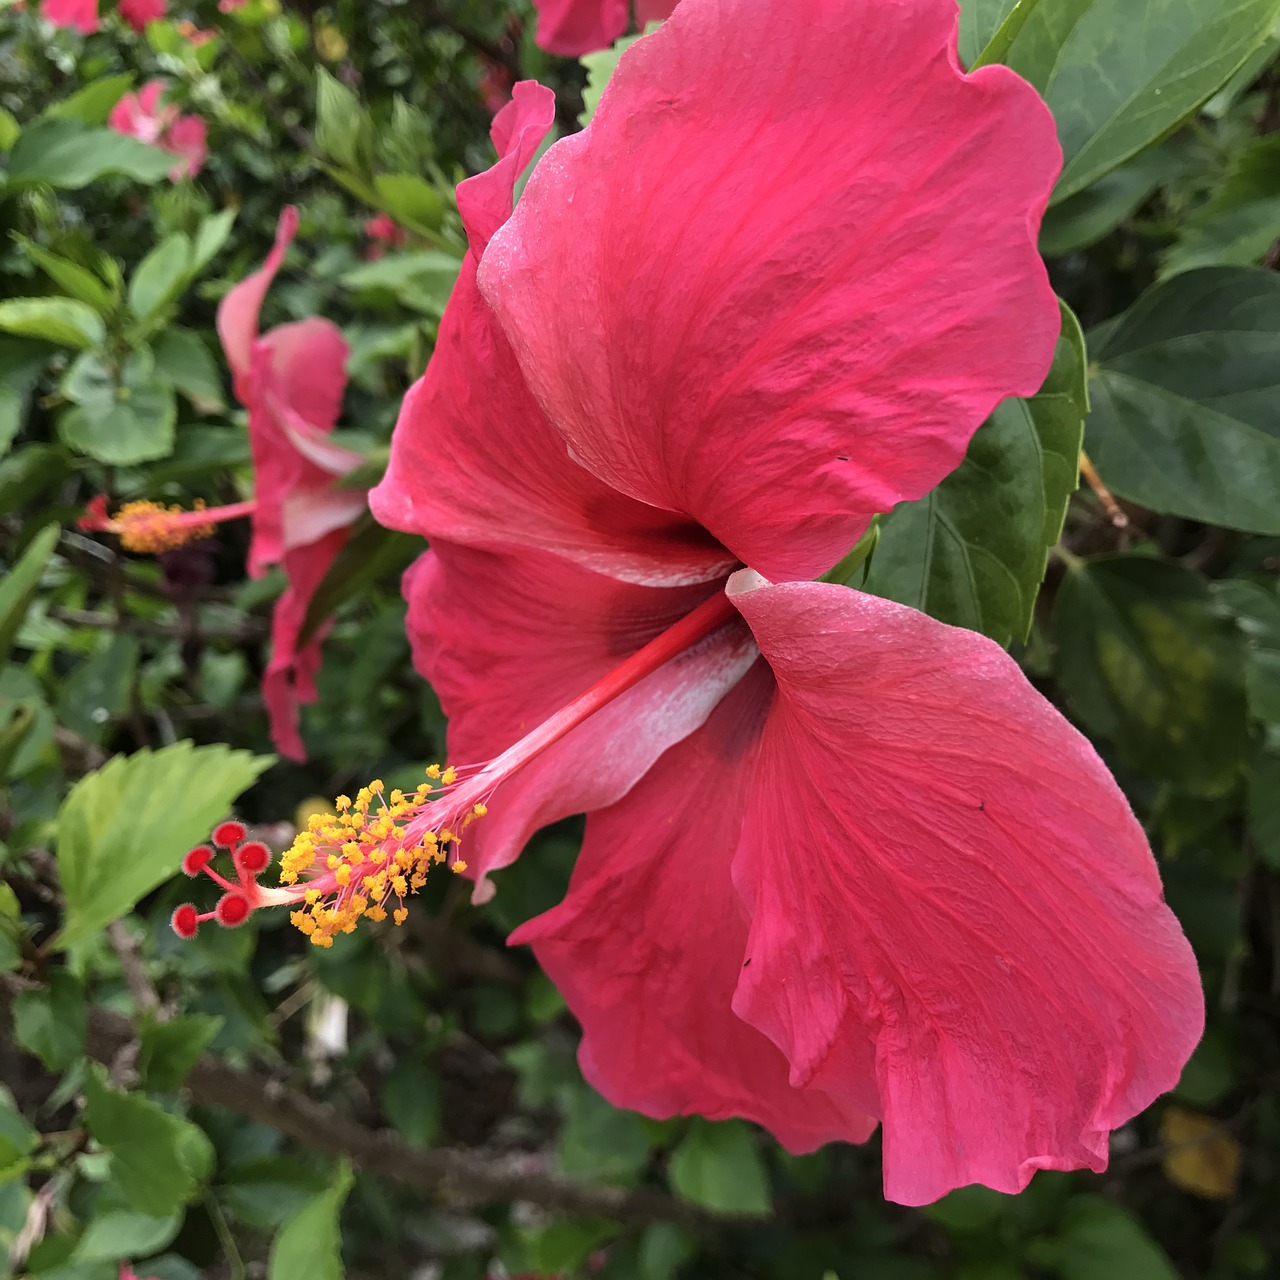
[1,0,1279,1278]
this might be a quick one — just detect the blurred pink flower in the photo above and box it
[41,0,98,33]
[108,81,207,181]
[367,0,1205,1207]
[531,0,677,56]
[117,0,164,31]
[216,208,367,761]
[363,212,408,260]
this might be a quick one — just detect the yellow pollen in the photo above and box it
[276,764,485,946]
[112,499,215,554]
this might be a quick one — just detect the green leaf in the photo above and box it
[579,32,646,125]
[1247,747,1280,870]
[1006,0,1280,202]
[42,76,134,126]
[1085,267,1280,534]
[151,328,225,414]
[863,299,1086,646]
[12,972,86,1071]
[555,1087,652,1185]
[56,635,139,745]
[267,1161,351,1280]
[315,68,371,173]
[668,1120,771,1216]
[1162,135,1280,277]
[371,173,446,234]
[0,339,51,456]
[0,297,104,349]
[0,443,65,518]
[380,1059,439,1148]
[1043,1196,1178,1280]
[1040,143,1182,256]
[298,516,417,648]
[1052,555,1249,793]
[83,1067,211,1217]
[0,1087,38,1183]
[72,1209,180,1263]
[0,109,18,153]
[1214,579,1280,723]
[138,1014,222,1092]
[958,0,1021,65]
[128,234,193,323]
[15,240,118,313]
[54,740,272,949]
[0,524,59,667]
[6,120,174,190]
[58,352,178,466]
[190,208,237,275]
[219,1157,329,1232]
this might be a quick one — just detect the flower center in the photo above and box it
[172,588,741,947]
[78,495,257,554]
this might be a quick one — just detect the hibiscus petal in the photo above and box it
[371,86,733,587]
[480,0,1061,581]
[512,665,879,1149]
[530,0,629,57]
[403,542,756,892]
[724,574,1203,1204]
[244,318,352,574]
[216,207,299,388]
[262,528,349,761]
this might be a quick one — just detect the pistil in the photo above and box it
[78,495,257,554]
[174,589,741,946]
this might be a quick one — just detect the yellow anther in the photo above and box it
[451,859,467,874]
[335,795,351,810]
[425,764,441,779]
[472,803,487,816]
[334,864,352,886]
[367,905,387,922]
[441,767,457,785]
[112,499,215,555]
[393,908,408,926]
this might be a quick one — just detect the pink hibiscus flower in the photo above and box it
[117,0,165,32]
[107,81,208,181]
[41,0,98,33]
[532,0,677,56]
[174,0,1202,1206]
[81,210,366,761]
[363,212,408,260]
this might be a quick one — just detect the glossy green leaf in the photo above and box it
[190,208,237,275]
[1214,579,1280,723]
[0,339,49,456]
[42,75,134,126]
[297,516,417,648]
[1052,555,1248,793]
[138,1014,222,1092]
[56,635,139,745]
[1040,143,1182,256]
[72,1210,180,1263]
[1006,0,1280,202]
[863,300,1086,646]
[1248,747,1280,870]
[1042,1196,1178,1280]
[372,173,446,233]
[1162,136,1280,277]
[12,972,86,1071]
[668,1120,771,1217]
[54,740,272,949]
[267,1161,351,1280]
[0,1088,37,1184]
[0,110,18,153]
[555,1086,652,1185]
[128,234,192,323]
[16,240,117,313]
[58,351,177,465]
[315,68,371,172]
[0,523,60,667]
[83,1067,210,1217]
[1086,267,1280,534]
[152,327,225,414]
[958,1,1021,64]
[0,297,104,349]
[6,120,173,190]
[579,31,646,125]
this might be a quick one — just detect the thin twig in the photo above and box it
[106,921,161,1016]
[1079,451,1130,529]
[50,606,268,642]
